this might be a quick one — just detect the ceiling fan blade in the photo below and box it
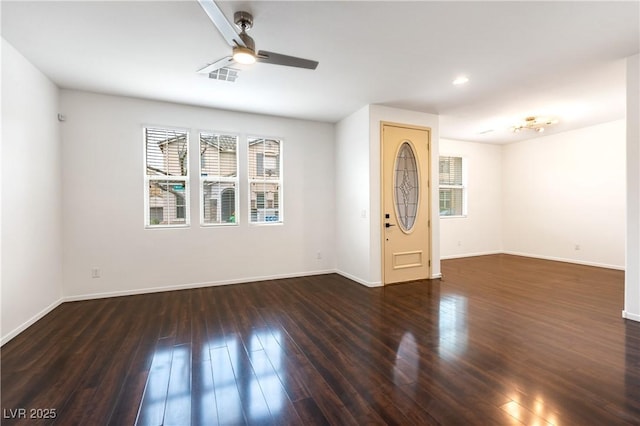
[197,56,236,74]
[256,50,318,70]
[197,0,245,48]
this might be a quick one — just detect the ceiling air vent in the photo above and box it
[209,67,239,82]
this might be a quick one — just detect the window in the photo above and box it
[248,138,282,223]
[145,127,189,227]
[200,132,239,225]
[439,156,466,217]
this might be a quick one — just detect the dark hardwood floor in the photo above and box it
[2,254,639,425]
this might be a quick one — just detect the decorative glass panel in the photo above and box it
[394,142,419,232]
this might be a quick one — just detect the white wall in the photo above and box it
[439,138,502,259]
[335,105,373,285]
[1,39,63,344]
[502,120,626,269]
[625,54,640,322]
[60,90,335,299]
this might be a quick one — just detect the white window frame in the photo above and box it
[439,155,467,218]
[199,131,240,226]
[143,126,191,228]
[248,136,283,225]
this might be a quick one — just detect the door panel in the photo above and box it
[382,123,431,284]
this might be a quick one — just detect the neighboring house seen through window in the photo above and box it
[439,156,466,217]
[200,132,239,225]
[144,129,283,226]
[144,127,189,227]
[249,138,282,223]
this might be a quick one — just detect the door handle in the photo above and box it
[385,223,395,228]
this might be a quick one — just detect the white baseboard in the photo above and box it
[502,251,625,271]
[336,270,441,285]
[440,250,503,260]
[63,269,337,302]
[1,298,64,346]
[335,270,382,287]
[622,310,640,322]
[441,250,625,271]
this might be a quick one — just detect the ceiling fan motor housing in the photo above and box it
[234,11,253,31]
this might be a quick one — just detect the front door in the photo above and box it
[382,123,431,284]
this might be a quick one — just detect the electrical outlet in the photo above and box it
[574,244,581,251]
[316,251,322,260]
[91,268,101,278]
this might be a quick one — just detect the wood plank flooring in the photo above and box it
[1,254,639,425]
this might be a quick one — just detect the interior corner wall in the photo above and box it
[625,54,640,322]
[1,38,63,344]
[60,90,335,300]
[335,105,375,285]
[439,138,503,259]
[502,120,626,270]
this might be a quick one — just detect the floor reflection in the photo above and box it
[438,294,468,359]
[138,329,285,425]
[393,332,419,388]
[501,392,559,425]
[208,329,285,424]
[138,344,192,425]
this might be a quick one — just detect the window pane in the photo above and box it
[249,137,282,224]
[440,188,463,216]
[146,128,188,176]
[249,138,280,180]
[202,181,237,224]
[250,182,280,223]
[200,133,238,226]
[145,127,189,228]
[148,179,188,225]
[439,156,462,185]
[200,133,237,177]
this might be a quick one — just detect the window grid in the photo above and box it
[200,132,239,226]
[248,138,282,224]
[439,156,466,217]
[144,127,190,227]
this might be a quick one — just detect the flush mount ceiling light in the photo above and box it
[512,116,558,133]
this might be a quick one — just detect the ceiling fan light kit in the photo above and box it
[232,46,256,65]
[512,116,558,133]
[197,0,318,78]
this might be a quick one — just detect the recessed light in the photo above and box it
[452,76,469,85]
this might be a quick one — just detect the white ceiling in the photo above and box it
[2,1,638,143]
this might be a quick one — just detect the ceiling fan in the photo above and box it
[197,0,319,76]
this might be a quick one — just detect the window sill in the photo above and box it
[201,222,239,228]
[440,215,467,219]
[145,224,190,230]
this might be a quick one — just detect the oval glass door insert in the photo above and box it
[394,141,419,232]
